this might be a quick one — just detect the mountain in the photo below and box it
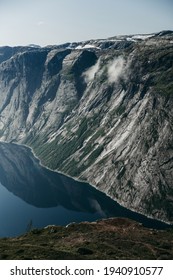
[0,31,173,223]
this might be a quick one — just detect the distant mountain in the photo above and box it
[0,31,173,223]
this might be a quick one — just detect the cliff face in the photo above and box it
[0,31,173,223]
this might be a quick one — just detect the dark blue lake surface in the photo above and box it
[0,142,171,237]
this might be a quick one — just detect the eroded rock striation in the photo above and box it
[0,31,173,223]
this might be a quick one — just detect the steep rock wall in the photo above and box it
[0,32,173,222]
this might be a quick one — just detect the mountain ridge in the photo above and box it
[0,31,173,223]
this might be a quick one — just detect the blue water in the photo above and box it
[0,182,103,237]
[0,142,171,237]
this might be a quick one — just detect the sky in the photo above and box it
[0,0,173,46]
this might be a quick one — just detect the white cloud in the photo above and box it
[107,57,125,83]
[83,56,130,85]
[83,59,100,83]
[37,21,44,26]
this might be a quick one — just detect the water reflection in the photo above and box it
[0,142,122,213]
[0,142,171,237]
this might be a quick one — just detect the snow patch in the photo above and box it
[75,44,100,50]
[132,34,154,40]
[126,37,136,42]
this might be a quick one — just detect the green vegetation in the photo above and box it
[144,179,173,221]
[86,145,104,165]
[116,104,126,116]
[27,113,106,176]
[29,117,93,171]
[62,66,75,81]
[63,160,86,177]
[0,218,172,260]
[79,128,105,160]
[154,69,173,99]
[62,144,104,177]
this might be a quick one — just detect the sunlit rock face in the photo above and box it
[0,31,173,223]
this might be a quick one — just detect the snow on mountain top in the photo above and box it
[132,34,154,40]
[75,44,100,50]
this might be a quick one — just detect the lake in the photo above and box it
[0,142,171,237]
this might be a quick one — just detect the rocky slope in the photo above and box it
[0,218,173,260]
[0,31,173,223]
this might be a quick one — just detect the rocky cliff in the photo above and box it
[0,31,173,223]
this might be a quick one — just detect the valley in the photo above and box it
[0,31,173,224]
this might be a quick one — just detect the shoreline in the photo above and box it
[0,139,172,227]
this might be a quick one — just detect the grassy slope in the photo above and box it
[0,218,173,260]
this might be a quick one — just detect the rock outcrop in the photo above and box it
[0,31,173,223]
